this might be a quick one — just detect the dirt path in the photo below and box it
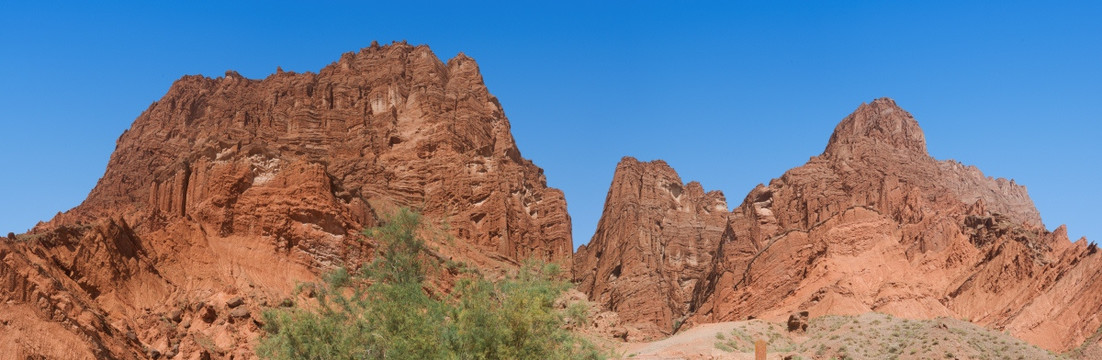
[617,321,782,360]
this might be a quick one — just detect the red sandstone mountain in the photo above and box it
[4,43,1099,359]
[575,98,1101,352]
[573,158,730,338]
[0,42,571,359]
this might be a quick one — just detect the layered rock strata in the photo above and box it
[573,158,729,338]
[577,98,1101,352]
[2,42,572,358]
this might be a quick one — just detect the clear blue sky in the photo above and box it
[1,1,1098,247]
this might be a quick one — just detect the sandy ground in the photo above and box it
[608,313,1062,360]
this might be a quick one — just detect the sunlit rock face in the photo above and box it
[573,157,730,339]
[2,43,572,358]
[578,98,1101,352]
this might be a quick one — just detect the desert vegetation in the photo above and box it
[709,313,1059,360]
[256,208,603,359]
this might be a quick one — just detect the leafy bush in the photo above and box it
[566,301,591,327]
[257,208,603,360]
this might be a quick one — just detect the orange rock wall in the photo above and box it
[577,98,1101,352]
[2,43,572,359]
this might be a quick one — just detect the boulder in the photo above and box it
[787,311,809,333]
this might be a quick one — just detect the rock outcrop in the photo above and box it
[2,42,571,358]
[786,311,809,333]
[573,158,729,339]
[578,98,1101,352]
[6,45,1099,357]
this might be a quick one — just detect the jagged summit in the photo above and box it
[574,156,729,338]
[605,157,728,213]
[4,44,572,358]
[164,42,481,95]
[823,97,927,158]
[578,98,1097,352]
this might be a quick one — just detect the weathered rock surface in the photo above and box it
[578,98,1101,352]
[2,42,571,358]
[573,157,730,340]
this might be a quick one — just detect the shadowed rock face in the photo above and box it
[578,98,1101,352]
[1,43,571,358]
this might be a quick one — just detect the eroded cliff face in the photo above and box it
[573,158,730,338]
[578,98,1101,352]
[1,42,571,359]
[63,41,571,265]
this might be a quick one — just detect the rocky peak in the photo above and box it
[10,43,574,358]
[599,157,728,215]
[823,97,927,158]
[605,157,683,203]
[574,156,729,339]
[580,99,1093,353]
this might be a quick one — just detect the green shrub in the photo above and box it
[257,208,603,360]
[566,302,591,327]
